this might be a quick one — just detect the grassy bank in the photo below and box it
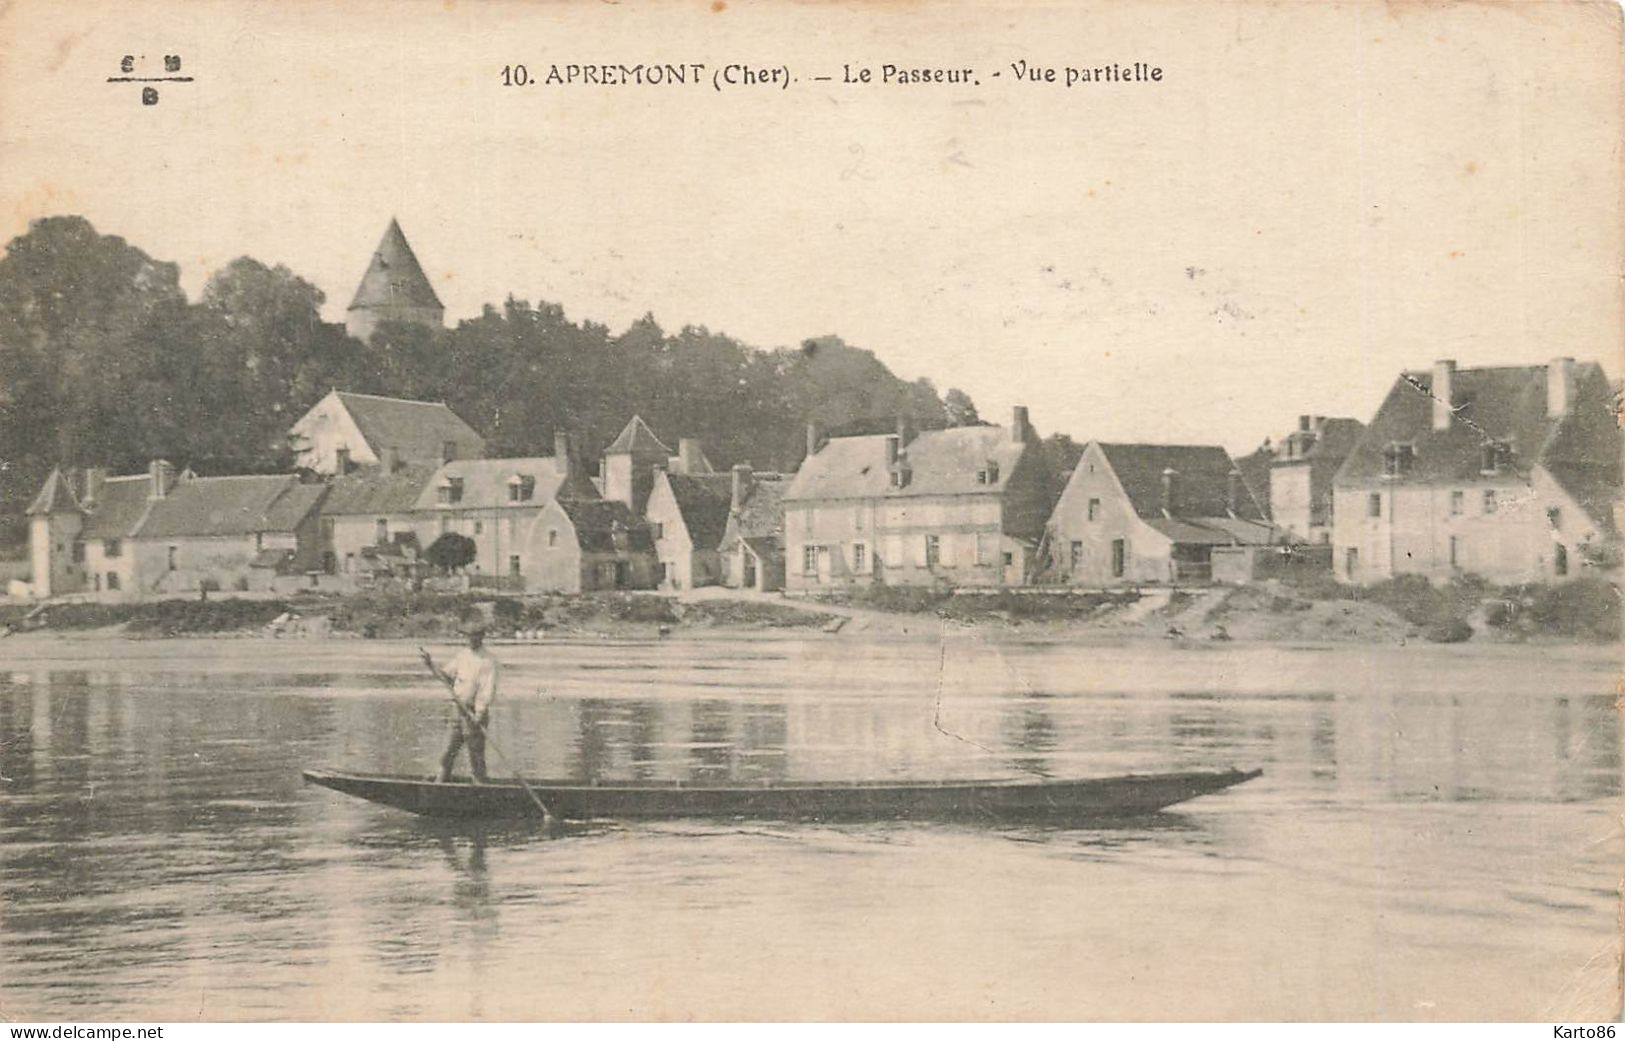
[809,585,1142,622]
[2,591,837,639]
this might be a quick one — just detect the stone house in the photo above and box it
[718,465,790,592]
[1044,442,1277,586]
[28,461,325,597]
[782,407,1056,591]
[646,465,732,590]
[526,498,658,593]
[317,462,438,578]
[1269,415,1364,544]
[1332,358,1621,585]
[287,390,484,476]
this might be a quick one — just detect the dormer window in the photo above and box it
[436,476,464,505]
[1381,442,1415,478]
[507,474,535,502]
[976,460,999,485]
[1480,441,1512,474]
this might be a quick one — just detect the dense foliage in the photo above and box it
[0,216,975,548]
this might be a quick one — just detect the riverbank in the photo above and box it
[1,575,1616,645]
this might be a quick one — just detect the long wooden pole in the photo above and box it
[420,647,553,821]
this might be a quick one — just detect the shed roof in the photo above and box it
[785,424,1030,502]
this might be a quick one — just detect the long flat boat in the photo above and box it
[302,766,1262,822]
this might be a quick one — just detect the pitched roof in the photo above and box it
[1306,418,1365,461]
[26,468,80,515]
[733,473,789,542]
[1337,362,1620,528]
[557,499,655,553]
[1095,443,1267,522]
[1145,516,1278,546]
[664,473,734,548]
[785,424,1031,501]
[347,219,443,312]
[79,476,158,539]
[322,463,437,515]
[413,456,593,511]
[1233,447,1274,519]
[605,415,671,457]
[333,391,484,460]
[138,475,325,538]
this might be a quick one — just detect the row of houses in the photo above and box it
[25,358,1621,600]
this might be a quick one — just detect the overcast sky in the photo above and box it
[1,0,1619,452]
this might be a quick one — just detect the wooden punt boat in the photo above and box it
[302,766,1262,822]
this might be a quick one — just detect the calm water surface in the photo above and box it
[0,632,1618,1021]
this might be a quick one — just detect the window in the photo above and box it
[924,535,941,567]
[106,572,120,591]
[650,522,665,540]
[1001,552,1014,567]
[509,555,522,576]
[255,532,265,552]
[436,478,464,505]
[439,517,450,535]
[71,541,85,563]
[1087,498,1100,522]
[1449,491,1464,516]
[802,545,820,576]
[335,448,351,472]
[167,546,178,571]
[104,539,122,558]
[507,475,535,502]
[375,519,388,545]
[1547,507,1563,531]
[474,520,484,535]
[1449,536,1461,568]
[854,508,864,533]
[1344,547,1359,579]
[1110,539,1126,578]
[1480,441,1512,474]
[852,543,867,573]
[1367,493,1382,518]
[1555,543,1569,577]
[1382,443,1415,477]
[547,528,559,548]
[1069,541,1083,571]
[1483,490,1497,514]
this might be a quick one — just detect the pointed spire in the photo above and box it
[26,467,82,515]
[605,415,672,457]
[345,219,445,340]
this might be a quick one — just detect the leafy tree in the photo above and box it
[943,387,981,426]
[425,532,477,572]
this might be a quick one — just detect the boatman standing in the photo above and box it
[421,616,500,784]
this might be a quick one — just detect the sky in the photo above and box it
[0,0,1619,453]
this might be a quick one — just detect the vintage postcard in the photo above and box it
[0,0,1620,1024]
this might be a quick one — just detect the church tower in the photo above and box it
[345,219,445,341]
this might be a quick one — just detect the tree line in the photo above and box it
[0,216,985,548]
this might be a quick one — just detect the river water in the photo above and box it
[0,632,1618,1021]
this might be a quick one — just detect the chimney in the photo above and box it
[677,438,705,475]
[1160,467,1177,516]
[82,467,107,507]
[731,463,752,511]
[1432,359,1456,431]
[380,445,400,473]
[1298,415,1311,432]
[1011,405,1031,443]
[884,434,900,466]
[1548,357,1576,417]
[554,432,575,479]
[148,459,176,500]
[1312,415,1326,430]
[1227,468,1242,516]
[896,415,914,448]
[806,421,822,459]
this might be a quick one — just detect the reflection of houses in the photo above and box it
[287,390,484,476]
[529,498,658,592]
[783,407,1055,591]
[28,460,325,597]
[719,465,790,592]
[1269,415,1363,544]
[1332,358,1621,585]
[1044,442,1276,586]
[413,434,597,586]
[646,463,732,590]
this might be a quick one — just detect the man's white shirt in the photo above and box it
[446,647,499,715]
